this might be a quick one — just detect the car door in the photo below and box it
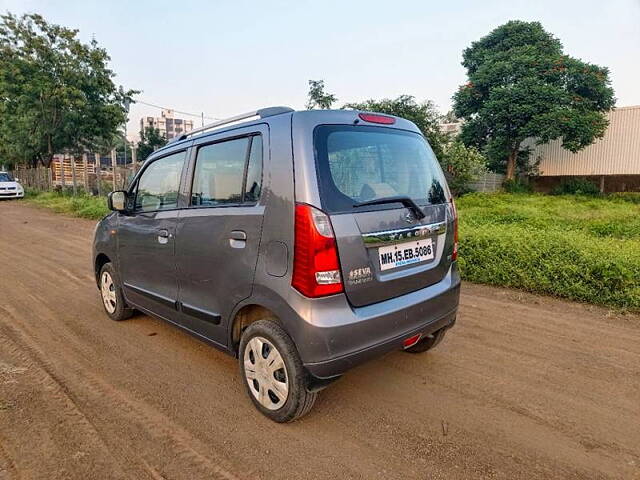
[118,149,188,321]
[175,127,266,346]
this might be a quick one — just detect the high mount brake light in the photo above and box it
[358,113,396,125]
[292,204,344,298]
[450,197,458,261]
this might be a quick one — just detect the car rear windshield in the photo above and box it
[314,125,448,213]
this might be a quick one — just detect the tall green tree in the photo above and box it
[344,95,449,160]
[136,127,167,162]
[0,13,137,167]
[306,79,337,110]
[453,20,615,180]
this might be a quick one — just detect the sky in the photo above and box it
[1,0,639,140]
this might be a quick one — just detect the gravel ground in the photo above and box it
[1,200,639,479]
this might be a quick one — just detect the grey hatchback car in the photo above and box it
[93,107,460,422]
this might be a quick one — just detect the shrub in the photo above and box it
[552,177,601,196]
[439,140,487,196]
[456,193,640,310]
[503,179,532,193]
[25,191,109,220]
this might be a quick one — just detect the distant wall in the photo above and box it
[468,172,506,193]
[525,106,640,177]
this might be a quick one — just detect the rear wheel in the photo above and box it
[239,320,317,422]
[404,327,448,354]
[99,263,133,321]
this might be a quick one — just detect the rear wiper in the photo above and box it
[354,195,426,220]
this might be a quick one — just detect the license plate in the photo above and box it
[378,238,434,271]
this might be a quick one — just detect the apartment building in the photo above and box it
[140,109,194,140]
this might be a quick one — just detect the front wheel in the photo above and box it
[239,320,317,422]
[98,262,133,321]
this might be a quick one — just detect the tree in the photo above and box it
[453,20,615,180]
[306,79,337,110]
[136,127,167,162]
[0,13,137,167]
[344,95,449,160]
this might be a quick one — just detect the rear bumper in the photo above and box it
[304,309,457,379]
[291,263,461,379]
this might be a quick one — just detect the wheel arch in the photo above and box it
[94,253,111,286]
[229,303,283,356]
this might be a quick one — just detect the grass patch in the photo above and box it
[21,190,640,310]
[24,190,109,220]
[457,193,640,310]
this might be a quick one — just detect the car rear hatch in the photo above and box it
[313,121,456,307]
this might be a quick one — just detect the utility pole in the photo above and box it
[123,95,131,189]
[95,153,102,196]
[111,149,117,192]
[201,112,204,127]
[131,146,138,173]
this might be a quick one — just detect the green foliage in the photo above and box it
[25,190,109,219]
[439,140,487,196]
[453,21,615,179]
[503,178,533,193]
[344,95,449,160]
[306,79,337,110]
[137,126,167,162]
[608,192,640,205]
[457,193,640,310]
[551,177,601,196]
[0,13,138,167]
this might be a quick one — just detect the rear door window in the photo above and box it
[314,125,448,213]
[190,134,262,206]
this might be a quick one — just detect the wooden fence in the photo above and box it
[12,149,139,196]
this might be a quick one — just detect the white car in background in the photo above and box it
[0,171,24,199]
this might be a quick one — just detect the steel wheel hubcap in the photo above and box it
[243,336,289,410]
[101,271,117,314]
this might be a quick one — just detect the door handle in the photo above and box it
[157,229,171,244]
[229,230,247,248]
[230,230,247,241]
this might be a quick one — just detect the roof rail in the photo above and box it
[170,106,294,143]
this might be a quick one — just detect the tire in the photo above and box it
[98,262,133,321]
[239,320,317,423]
[404,327,448,354]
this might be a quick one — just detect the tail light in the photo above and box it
[292,204,344,297]
[450,197,459,261]
[358,113,395,125]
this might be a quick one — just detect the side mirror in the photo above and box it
[108,190,128,212]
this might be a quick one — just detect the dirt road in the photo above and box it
[0,201,639,480]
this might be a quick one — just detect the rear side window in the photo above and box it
[314,125,448,213]
[244,136,263,202]
[191,134,262,206]
[135,151,186,212]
